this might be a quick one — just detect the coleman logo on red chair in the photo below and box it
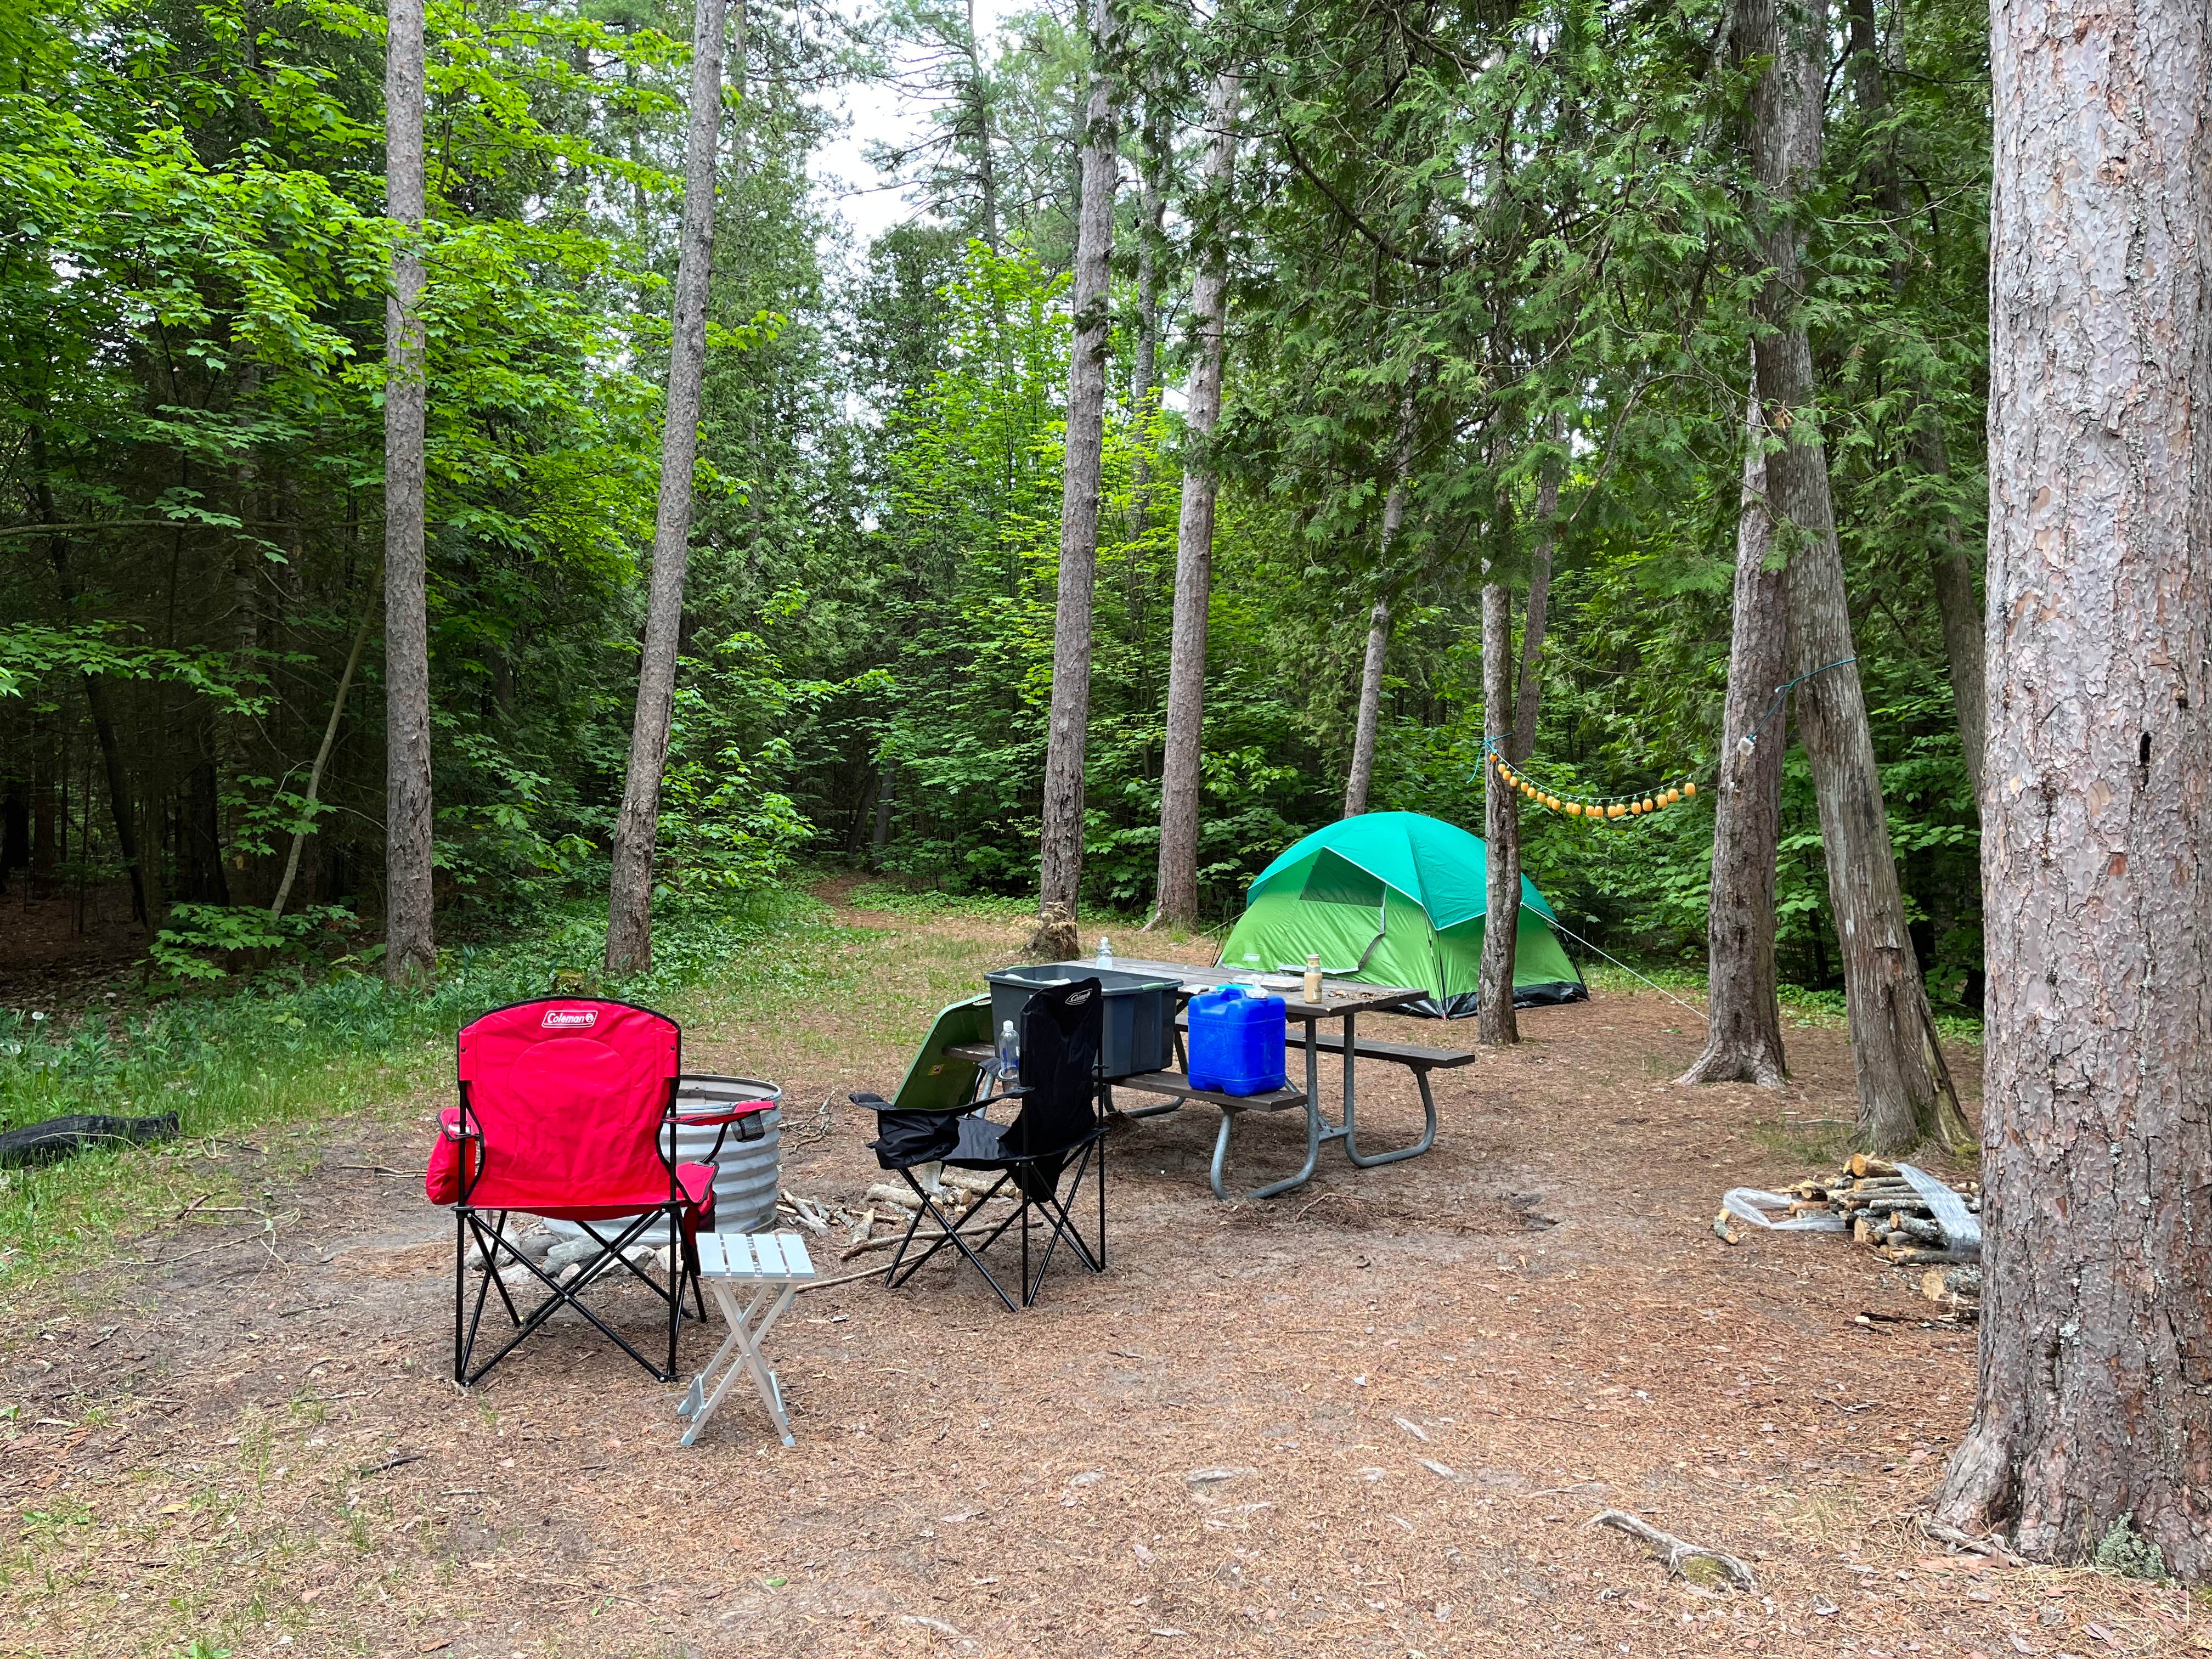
[540,1008,599,1029]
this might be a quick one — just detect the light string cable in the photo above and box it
[1478,733,1701,820]
[1737,657,1858,757]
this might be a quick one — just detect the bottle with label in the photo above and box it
[1304,952,1324,1003]
[1097,935,1114,967]
[996,1018,1020,1082]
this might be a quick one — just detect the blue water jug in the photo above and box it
[1187,986,1289,1096]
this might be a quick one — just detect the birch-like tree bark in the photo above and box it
[1036,0,1118,925]
[1151,69,1238,931]
[1934,0,2211,1576]
[1681,389,1789,1086]
[1342,405,1414,819]
[383,0,436,988]
[1734,0,1962,1152]
[605,0,732,977]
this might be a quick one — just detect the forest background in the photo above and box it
[0,0,1987,1011]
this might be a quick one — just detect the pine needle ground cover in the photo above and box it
[7,887,2197,1658]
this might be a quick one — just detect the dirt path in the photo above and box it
[4,896,2199,1658]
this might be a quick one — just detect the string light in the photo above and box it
[1482,737,1702,823]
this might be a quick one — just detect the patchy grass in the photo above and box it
[0,888,838,1289]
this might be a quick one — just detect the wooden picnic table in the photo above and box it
[1030,958,1457,1201]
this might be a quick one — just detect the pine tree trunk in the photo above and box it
[382,0,436,988]
[1682,388,1789,1086]
[1735,0,1960,1152]
[1036,0,1118,923]
[1934,0,2211,1576]
[1152,69,1238,932]
[1476,574,1519,1045]
[605,0,730,977]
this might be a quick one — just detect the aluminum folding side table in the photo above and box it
[676,1230,814,1447]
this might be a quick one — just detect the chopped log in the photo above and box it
[1788,1199,1833,1216]
[1849,1154,1901,1179]
[1853,1216,1881,1245]
[1891,1215,1946,1244]
[1879,1245,1968,1267]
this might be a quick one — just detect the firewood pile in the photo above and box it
[1722,1154,1984,1320]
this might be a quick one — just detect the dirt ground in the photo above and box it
[5,892,2205,1658]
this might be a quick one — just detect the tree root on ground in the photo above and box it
[1589,1509,1758,1592]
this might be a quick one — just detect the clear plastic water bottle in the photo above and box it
[1097,935,1114,967]
[996,1019,1020,1081]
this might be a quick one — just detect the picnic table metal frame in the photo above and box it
[1063,959,1440,1202]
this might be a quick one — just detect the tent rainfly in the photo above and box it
[1216,811,1588,1018]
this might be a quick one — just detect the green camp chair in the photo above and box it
[879,993,997,1117]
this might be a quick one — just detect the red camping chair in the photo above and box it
[426,998,769,1386]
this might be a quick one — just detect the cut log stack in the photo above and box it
[1776,1154,1983,1319]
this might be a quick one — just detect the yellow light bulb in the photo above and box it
[1684,781,1697,797]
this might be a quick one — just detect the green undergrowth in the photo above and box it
[0,887,851,1290]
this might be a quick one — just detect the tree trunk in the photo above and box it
[1343,412,1414,820]
[1920,420,1987,803]
[1508,443,1560,768]
[1342,597,1392,818]
[1734,0,1962,1153]
[1476,572,1519,1045]
[1844,0,1985,805]
[31,709,57,879]
[1126,89,1166,545]
[84,674,146,924]
[1681,387,1790,1086]
[272,566,381,923]
[1036,0,1118,923]
[870,757,897,871]
[1151,70,1238,933]
[32,460,150,927]
[605,0,730,978]
[1934,0,2211,1577]
[962,0,1000,250]
[383,0,436,988]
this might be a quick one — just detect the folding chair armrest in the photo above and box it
[438,1104,486,1203]
[678,1099,773,1164]
[851,1086,1029,1115]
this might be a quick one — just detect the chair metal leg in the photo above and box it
[459,1207,688,1385]
[453,1211,466,1382]
[884,1170,1020,1313]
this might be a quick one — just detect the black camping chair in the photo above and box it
[852,978,1109,1311]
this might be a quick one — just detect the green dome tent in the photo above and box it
[1216,811,1587,1018]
